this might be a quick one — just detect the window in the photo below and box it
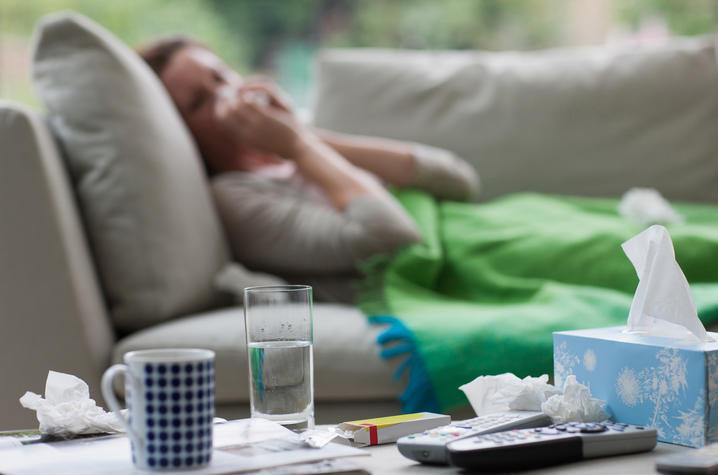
[1,0,716,108]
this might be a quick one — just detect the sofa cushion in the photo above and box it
[32,12,231,331]
[313,39,718,203]
[112,303,404,403]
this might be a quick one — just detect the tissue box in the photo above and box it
[554,326,718,447]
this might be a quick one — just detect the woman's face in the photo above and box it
[160,46,243,172]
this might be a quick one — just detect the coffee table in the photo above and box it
[354,440,687,474]
[0,423,691,474]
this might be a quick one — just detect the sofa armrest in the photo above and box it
[0,102,115,428]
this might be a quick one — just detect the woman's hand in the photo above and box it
[214,90,310,159]
[240,76,294,113]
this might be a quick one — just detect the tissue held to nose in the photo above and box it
[19,370,124,437]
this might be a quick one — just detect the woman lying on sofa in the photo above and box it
[138,36,479,303]
[138,37,718,414]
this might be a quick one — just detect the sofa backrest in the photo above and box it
[312,39,718,203]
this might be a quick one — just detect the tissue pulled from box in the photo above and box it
[618,188,683,227]
[622,224,711,342]
[19,370,124,437]
[459,373,561,415]
[541,375,608,423]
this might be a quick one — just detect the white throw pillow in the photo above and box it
[32,12,231,331]
[313,39,718,203]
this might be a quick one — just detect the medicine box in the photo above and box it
[553,326,718,447]
[338,412,450,446]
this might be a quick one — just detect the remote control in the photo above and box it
[396,411,552,464]
[656,443,718,474]
[446,421,657,471]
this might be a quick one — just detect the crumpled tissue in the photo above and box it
[459,373,561,415]
[618,188,683,227]
[622,224,712,342]
[19,370,125,437]
[541,375,609,423]
[459,373,607,423]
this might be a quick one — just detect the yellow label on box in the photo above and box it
[347,413,427,429]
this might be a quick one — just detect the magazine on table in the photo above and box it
[0,418,369,475]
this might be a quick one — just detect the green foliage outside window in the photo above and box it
[1,0,716,107]
[617,0,718,35]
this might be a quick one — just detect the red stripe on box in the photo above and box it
[360,423,378,445]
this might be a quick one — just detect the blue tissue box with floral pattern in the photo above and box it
[553,326,718,447]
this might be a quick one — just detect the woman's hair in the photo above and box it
[137,36,214,175]
[136,35,206,77]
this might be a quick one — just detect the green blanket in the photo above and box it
[357,192,718,412]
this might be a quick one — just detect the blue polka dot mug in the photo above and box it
[101,348,215,471]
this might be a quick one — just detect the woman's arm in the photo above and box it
[212,96,422,272]
[314,129,416,187]
[316,129,480,201]
[215,91,411,210]
[290,133,390,210]
[236,80,479,201]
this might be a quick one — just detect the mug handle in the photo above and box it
[101,364,142,449]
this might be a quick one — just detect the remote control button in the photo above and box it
[580,424,607,434]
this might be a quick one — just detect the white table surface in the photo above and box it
[354,441,687,474]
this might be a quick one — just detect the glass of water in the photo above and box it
[243,285,314,430]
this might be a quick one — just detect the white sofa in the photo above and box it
[0,13,407,430]
[0,99,408,428]
[2,13,718,430]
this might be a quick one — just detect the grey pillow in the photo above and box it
[32,12,231,331]
[313,41,718,203]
